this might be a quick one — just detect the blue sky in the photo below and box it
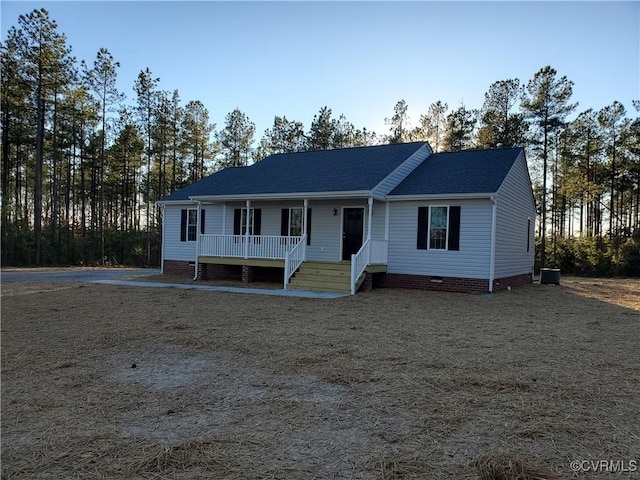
[2,1,639,140]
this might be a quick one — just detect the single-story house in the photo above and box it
[157,141,536,294]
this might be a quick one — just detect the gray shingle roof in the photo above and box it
[159,142,427,201]
[389,147,523,196]
[158,144,523,202]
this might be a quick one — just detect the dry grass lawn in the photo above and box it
[1,276,639,479]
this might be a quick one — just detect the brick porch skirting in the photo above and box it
[163,260,283,284]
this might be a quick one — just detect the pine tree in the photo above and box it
[598,101,630,237]
[331,114,356,149]
[560,109,605,237]
[1,28,35,263]
[521,66,577,268]
[217,108,254,169]
[260,115,305,157]
[385,100,410,144]
[442,104,477,151]
[477,79,527,148]
[411,101,448,151]
[13,8,75,263]
[82,47,123,263]
[183,100,215,177]
[168,90,184,192]
[307,106,335,150]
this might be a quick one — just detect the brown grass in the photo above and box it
[473,453,555,480]
[1,277,639,479]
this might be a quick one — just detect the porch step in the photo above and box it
[287,261,364,294]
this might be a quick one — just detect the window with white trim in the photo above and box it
[288,208,303,237]
[417,205,460,251]
[241,208,254,235]
[429,206,448,250]
[187,209,198,241]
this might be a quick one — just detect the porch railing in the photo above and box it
[284,234,307,289]
[350,239,370,295]
[199,234,303,260]
[350,238,389,295]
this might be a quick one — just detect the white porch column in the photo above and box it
[367,197,373,240]
[244,200,251,259]
[303,199,308,239]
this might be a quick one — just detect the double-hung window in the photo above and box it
[233,208,261,237]
[241,208,254,235]
[187,209,198,241]
[281,207,312,245]
[417,205,460,251]
[288,208,303,237]
[180,208,205,242]
[429,206,448,250]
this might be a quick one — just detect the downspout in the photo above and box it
[193,200,202,280]
[384,201,390,241]
[384,201,390,265]
[489,196,497,293]
[367,197,373,240]
[367,197,373,264]
[160,204,165,274]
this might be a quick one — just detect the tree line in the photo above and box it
[1,8,639,274]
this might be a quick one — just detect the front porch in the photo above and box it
[180,196,391,294]
[196,234,388,294]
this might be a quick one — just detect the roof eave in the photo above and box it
[189,190,374,202]
[156,199,196,205]
[385,192,496,201]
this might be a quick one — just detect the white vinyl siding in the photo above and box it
[494,152,537,278]
[387,200,493,279]
[162,204,223,261]
[163,199,387,263]
[220,200,384,262]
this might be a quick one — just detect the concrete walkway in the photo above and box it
[92,279,347,299]
[1,268,160,283]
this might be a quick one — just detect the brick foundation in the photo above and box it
[164,259,531,294]
[379,272,532,294]
[361,272,373,292]
[163,260,196,278]
[241,265,255,283]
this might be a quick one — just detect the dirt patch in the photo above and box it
[561,277,640,311]
[2,280,639,479]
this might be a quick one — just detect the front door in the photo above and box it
[342,208,364,260]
